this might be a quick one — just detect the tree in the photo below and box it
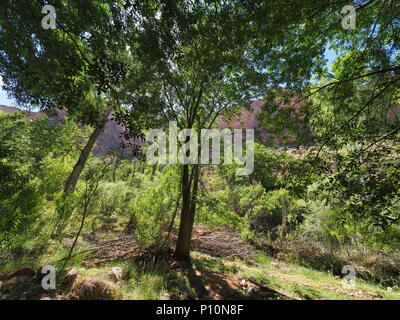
[0,0,130,196]
[300,0,400,229]
[129,0,400,258]
[119,1,323,259]
[121,1,258,260]
[0,111,32,201]
[0,109,89,243]
[61,161,111,273]
[229,0,400,231]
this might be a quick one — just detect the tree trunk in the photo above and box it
[141,161,145,174]
[132,161,136,178]
[151,163,158,180]
[188,165,199,239]
[63,111,110,197]
[175,164,199,261]
[175,164,192,260]
[112,158,121,182]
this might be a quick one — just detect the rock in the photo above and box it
[70,278,115,300]
[1,277,18,293]
[17,275,29,283]
[239,279,247,287]
[64,268,78,284]
[35,266,47,283]
[40,296,52,300]
[7,267,36,280]
[387,287,393,292]
[108,267,123,282]
[1,275,33,294]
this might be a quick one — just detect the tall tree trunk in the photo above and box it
[112,158,120,182]
[132,161,136,178]
[151,163,158,180]
[175,164,199,261]
[63,110,110,197]
[141,161,145,174]
[188,165,199,239]
[175,119,201,261]
[175,164,192,260]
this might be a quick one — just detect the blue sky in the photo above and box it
[0,75,16,106]
[0,86,15,106]
[325,46,337,70]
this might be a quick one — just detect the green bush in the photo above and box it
[96,181,133,216]
[127,165,180,247]
[196,175,254,232]
[0,184,44,254]
[38,155,75,197]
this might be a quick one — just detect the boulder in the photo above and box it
[1,276,18,293]
[7,267,36,280]
[64,268,78,284]
[70,278,115,300]
[17,275,30,283]
[35,267,46,283]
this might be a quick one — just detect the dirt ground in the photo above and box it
[2,225,394,300]
[83,225,255,266]
[79,226,287,300]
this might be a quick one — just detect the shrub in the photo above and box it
[38,155,75,197]
[0,184,44,255]
[127,166,180,247]
[96,181,132,216]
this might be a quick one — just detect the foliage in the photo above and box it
[0,0,400,298]
[0,185,44,250]
[127,166,180,248]
[0,112,33,200]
